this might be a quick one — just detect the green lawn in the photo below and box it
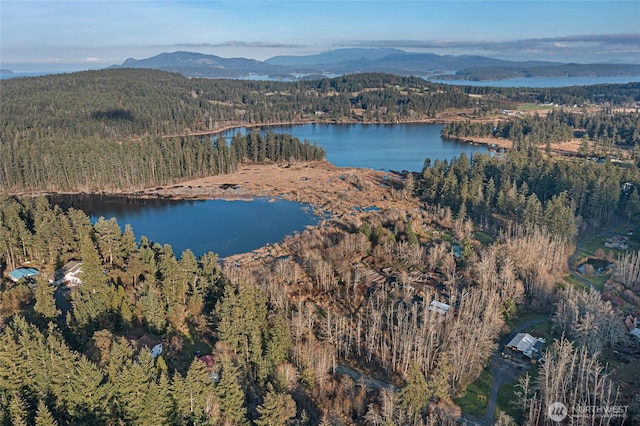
[497,364,540,423]
[562,275,591,292]
[454,367,492,417]
[516,104,554,112]
[473,230,495,246]
[506,308,553,331]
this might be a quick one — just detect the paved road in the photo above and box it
[459,317,551,426]
[568,235,598,291]
[335,365,397,391]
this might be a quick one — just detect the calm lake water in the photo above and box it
[51,195,319,258]
[56,123,488,257]
[225,123,487,171]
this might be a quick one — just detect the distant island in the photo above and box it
[113,48,640,81]
[432,63,640,81]
[0,68,14,74]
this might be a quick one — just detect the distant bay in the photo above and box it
[428,75,640,88]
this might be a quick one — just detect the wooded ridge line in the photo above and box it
[1,69,638,194]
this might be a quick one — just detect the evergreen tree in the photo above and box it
[71,234,113,329]
[216,283,268,378]
[136,283,166,334]
[66,357,108,422]
[113,354,152,424]
[399,363,431,418]
[263,313,293,382]
[215,356,247,425]
[255,387,296,426]
[543,191,577,240]
[34,400,58,426]
[94,217,123,267]
[34,275,60,320]
[8,393,28,426]
[427,352,453,401]
[143,373,174,425]
[177,359,220,424]
[522,194,544,228]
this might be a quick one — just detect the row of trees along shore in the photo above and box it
[0,130,324,193]
[2,69,639,193]
[442,110,640,150]
[419,149,640,233]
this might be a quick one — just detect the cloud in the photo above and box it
[339,33,640,62]
[158,41,308,49]
[85,56,100,62]
[344,33,640,52]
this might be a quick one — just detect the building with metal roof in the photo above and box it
[506,332,545,359]
[8,267,39,282]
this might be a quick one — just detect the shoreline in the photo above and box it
[9,115,591,201]
[161,111,483,139]
[25,161,415,224]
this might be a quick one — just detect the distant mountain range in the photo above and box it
[114,48,640,81]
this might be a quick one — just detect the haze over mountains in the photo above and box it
[115,48,640,81]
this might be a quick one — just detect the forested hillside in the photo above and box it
[2,69,639,193]
[0,70,474,192]
[442,110,640,151]
[419,150,640,232]
[2,70,640,424]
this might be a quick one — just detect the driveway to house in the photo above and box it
[335,364,397,391]
[568,236,599,291]
[459,317,551,426]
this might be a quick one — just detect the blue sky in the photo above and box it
[1,0,639,72]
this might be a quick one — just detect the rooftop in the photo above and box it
[507,332,546,359]
[429,300,450,315]
[8,267,39,282]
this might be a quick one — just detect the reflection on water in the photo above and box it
[51,124,492,256]
[50,194,319,258]
[220,123,487,171]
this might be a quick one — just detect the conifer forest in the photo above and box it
[1,70,640,425]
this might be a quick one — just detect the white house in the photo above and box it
[50,261,83,287]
